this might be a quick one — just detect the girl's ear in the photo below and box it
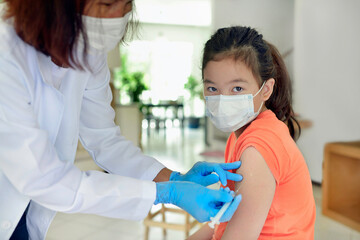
[262,78,275,101]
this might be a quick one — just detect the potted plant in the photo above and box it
[114,54,148,103]
[184,75,203,128]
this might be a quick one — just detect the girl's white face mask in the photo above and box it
[81,12,131,53]
[205,82,265,132]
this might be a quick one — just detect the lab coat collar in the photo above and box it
[36,51,56,88]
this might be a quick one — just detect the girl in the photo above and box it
[189,26,316,239]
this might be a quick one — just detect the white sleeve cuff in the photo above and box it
[139,159,166,181]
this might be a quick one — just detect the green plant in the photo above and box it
[184,75,203,121]
[184,75,202,100]
[114,55,148,103]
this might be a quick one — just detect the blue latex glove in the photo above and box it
[154,181,241,223]
[219,187,242,222]
[170,161,242,186]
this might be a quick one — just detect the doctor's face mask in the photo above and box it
[81,12,131,53]
[79,0,134,53]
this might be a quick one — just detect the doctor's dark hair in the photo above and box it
[2,0,136,70]
[3,0,88,69]
[202,26,300,139]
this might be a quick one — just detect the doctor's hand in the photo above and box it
[154,181,241,223]
[218,187,243,222]
[170,161,243,186]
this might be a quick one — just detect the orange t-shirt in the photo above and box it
[212,110,316,240]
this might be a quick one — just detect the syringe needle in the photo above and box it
[208,201,232,228]
[208,191,236,229]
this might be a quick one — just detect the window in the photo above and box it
[121,37,193,102]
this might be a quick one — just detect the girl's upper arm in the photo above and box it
[221,146,276,240]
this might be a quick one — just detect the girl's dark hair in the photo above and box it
[2,0,137,70]
[202,26,300,140]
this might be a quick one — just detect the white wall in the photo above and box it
[294,0,360,183]
[212,0,295,77]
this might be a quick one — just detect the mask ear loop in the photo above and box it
[253,81,266,114]
[253,81,266,98]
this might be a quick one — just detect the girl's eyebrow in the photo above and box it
[203,78,248,84]
[230,78,248,83]
[203,79,214,84]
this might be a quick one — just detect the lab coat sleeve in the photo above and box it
[79,56,165,180]
[0,52,155,220]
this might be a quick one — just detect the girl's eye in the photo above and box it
[233,86,243,92]
[207,87,217,92]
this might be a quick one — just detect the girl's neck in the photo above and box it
[234,125,247,139]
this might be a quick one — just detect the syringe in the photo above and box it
[208,188,239,229]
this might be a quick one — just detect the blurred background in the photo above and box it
[42,0,360,239]
[107,0,360,184]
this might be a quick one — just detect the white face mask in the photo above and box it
[205,82,266,132]
[81,12,131,53]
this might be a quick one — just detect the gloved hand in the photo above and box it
[154,181,241,223]
[219,187,242,222]
[170,161,242,186]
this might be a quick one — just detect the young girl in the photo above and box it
[189,26,316,239]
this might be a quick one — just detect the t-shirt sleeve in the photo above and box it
[234,132,283,184]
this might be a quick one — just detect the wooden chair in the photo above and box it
[143,204,200,240]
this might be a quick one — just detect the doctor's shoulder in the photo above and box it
[0,17,31,65]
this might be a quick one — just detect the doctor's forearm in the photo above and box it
[153,168,172,182]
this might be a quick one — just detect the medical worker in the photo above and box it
[0,0,243,239]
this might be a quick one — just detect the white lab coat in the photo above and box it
[0,13,165,240]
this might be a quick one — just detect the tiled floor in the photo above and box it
[46,125,360,240]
